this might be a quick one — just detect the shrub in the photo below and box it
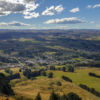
[61,94,68,100]
[49,66,56,70]
[67,92,82,100]
[35,93,41,100]
[67,66,74,72]
[49,91,60,100]
[41,71,47,76]
[89,72,100,78]
[56,81,62,86]
[62,67,66,72]
[48,72,53,78]
[62,76,72,82]
[5,68,13,75]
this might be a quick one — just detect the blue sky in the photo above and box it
[0,0,100,29]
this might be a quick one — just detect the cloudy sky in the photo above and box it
[0,0,100,29]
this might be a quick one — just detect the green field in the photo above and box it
[19,38,41,43]
[48,67,100,92]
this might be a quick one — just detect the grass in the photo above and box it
[0,50,3,54]
[48,67,100,92]
[0,97,15,100]
[19,38,41,43]
[13,77,100,100]
[43,51,56,55]
[1,67,100,100]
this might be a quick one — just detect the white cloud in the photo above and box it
[0,0,39,18]
[87,4,100,9]
[25,3,39,12]
[24,12,40,19]
[70,7,80,13]
[0,21,30,26]
[0,11,11,16]
[24,0,36,3]
[87,5,92,8]
[45,17,85,24]
[42,5,64,16]
[93,4,100,8]
[55,5,64,13]
[0,1,25,15]
[42,6,55,16]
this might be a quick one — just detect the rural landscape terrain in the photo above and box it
[0,29,100,100]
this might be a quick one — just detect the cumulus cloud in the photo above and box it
[0,1,25,16]
[42,6,55,16]
[42,5,64,16]
[55,5,64,13]
[0,0,39,18]
[0,21,30,26]
[0,11,11,16]
[45,17,85,24]
[93,4,100,8]
[24,12,40,19]
[70,7,80,13]
[87,4,100,9]
[24,0,36,3]
[87,5,92,8]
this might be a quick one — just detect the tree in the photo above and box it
[68,66,74,72]
[61,94,68,100]
[67,92,82,100]
[5,68,13,75]
[19,69,22,72]
[41,71,47,76]
[48,72,53,78]
[0,73,14,95]
[35,93,41,100]
[62,76,72,82]
[6,98,9,100]
[62,67,66,72]
[49,91,60,100]
[56,81,62,86]
[49,66,56,70]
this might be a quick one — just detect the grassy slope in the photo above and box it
[13,77,100,100]
[0,97,15,100]
[0,67,100,100]
[50,68,100,92]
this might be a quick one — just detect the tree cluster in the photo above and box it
[35,91,82,100]
[62,76,72,82]
[5,68,13,75]
[0,73,14,95]
[79,84,100,97]
[23,69,41,79]
[89,72,100,78]
[7,73,21,81]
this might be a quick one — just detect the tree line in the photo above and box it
[35,91,82,100]
[89,72,100,78]
[79,84,100,97]
[0,73,14,95]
